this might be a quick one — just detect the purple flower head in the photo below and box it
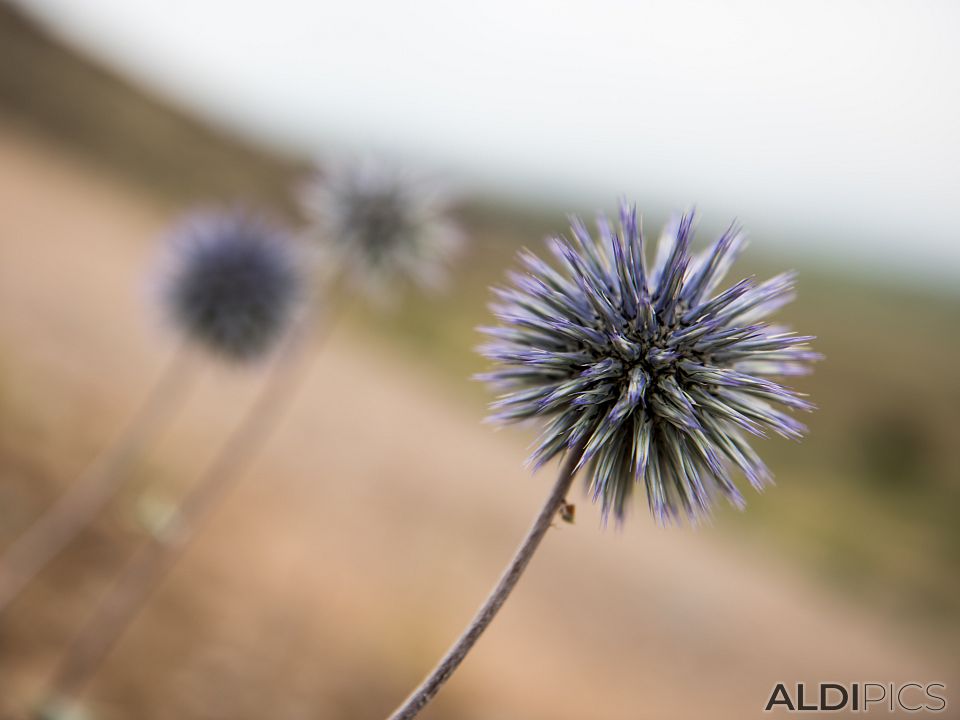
[299,160,464,297]
[478,204,820,524]
[161,209,300,362]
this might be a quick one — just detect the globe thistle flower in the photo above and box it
[162,209,300,362]
[478,205,819,523]
[299,161,463,296]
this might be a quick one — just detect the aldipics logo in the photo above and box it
[764,683,947,713]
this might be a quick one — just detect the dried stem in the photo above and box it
[386,440,586,720]
[42,304,334,704]
[0,345,196,613]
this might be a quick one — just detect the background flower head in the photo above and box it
[479,204,819,524]
[299,160,464,298]
[160,208,300,362]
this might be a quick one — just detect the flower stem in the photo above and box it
[42,305,333,704]
[386,440,586,720]
[0,345,196,613]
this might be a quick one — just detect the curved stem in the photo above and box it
[0,345,196,613]
[43,305,334,703]
[386,441,586,720]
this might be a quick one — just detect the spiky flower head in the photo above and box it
[161,209,300,362]
[478,205,819,524]
[299,160,463,296]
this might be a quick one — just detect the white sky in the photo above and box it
[18,0,960,284]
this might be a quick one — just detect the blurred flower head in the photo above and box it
[160,209,300,362]
[478,204,819,523]
[299,160,464,298]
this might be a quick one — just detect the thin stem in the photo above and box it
[386,440,586,720]
[42,304,335,704]
[0,345,196,613]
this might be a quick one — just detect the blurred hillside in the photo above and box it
[0,3,958,718]
[0,2,306,214]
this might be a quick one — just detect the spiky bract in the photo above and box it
[299,161,463,295]
[162,209,299,362]
[478,205,819,523]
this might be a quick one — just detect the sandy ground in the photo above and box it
[0,124,955,719]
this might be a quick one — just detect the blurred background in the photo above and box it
[0,1,957,718]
